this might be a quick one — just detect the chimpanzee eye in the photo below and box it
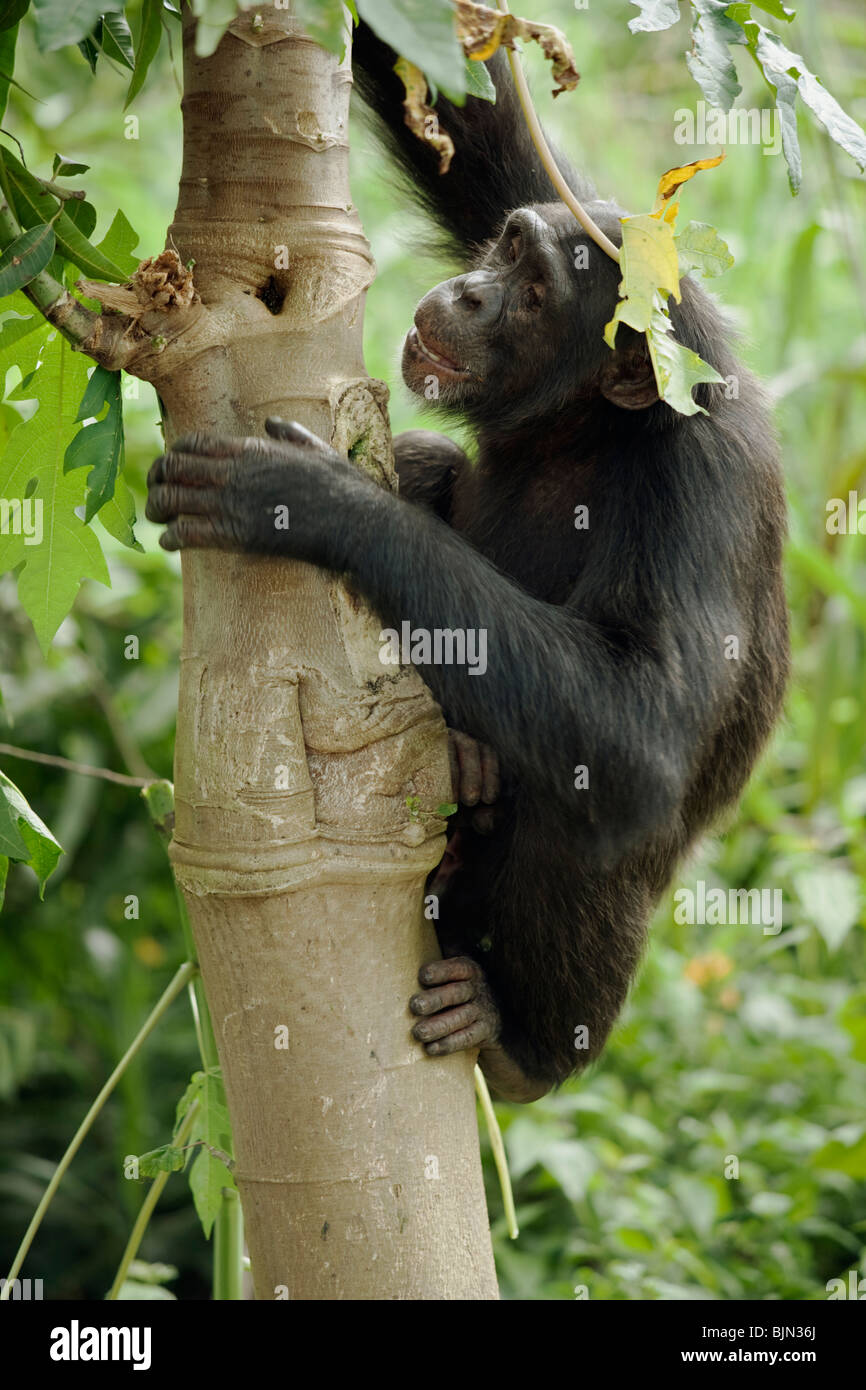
[523,282,544,310]
[508,233,521,264]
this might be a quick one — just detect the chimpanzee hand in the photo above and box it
[409,956,501,1056]
[146,417,377,564]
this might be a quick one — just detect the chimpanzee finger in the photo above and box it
[424,1019,489,1055]
[148,450,236,491]
[479,743,500,804]
[418,956,481,988]
[169,431,248,458]
[265,417,323,448]
[409,979,475,1016]
[412,1002,479,1043]
[158,517,231,551]
[146,484,224,523]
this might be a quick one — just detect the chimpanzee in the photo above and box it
[146,23,789,1103]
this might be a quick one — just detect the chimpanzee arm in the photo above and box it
[351,22,593,260]
[146,423,742,864]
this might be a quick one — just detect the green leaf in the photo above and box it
[91,208,140,278]
[628,0,681,34]
[175,1070,204,1129]
[182,1068,237,1239]
[0,770,63,901]
[126,1259,177,1286]
[32,0,124,52]
[686,1,743,109]
[750,1,794,19]
[0,19,18,121]
[0,149,129,281]
[794,863,861,953]
[464,55,496,103]
[675,220,734,278]
[115,1281,176,1300]
[52,154,90,177]
[646,299,724,416]
[0,0,28,31]
[604,213,681,345]
[742,21,866,192]
[189,0,236,59]
[0,772,29,859]
[126,0,163,107]
[0,224,56,296]
[0,335,110,650]
[294,0,348,56]
[0,293,48,385]
[64,367,125,522]
[77,31,98,73]
[137,1144,186,1176]
[99,10,134,69]
[96,476,143,551]
[75,362,115,422]
[358,0,464,102]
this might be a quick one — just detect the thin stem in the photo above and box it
[213,1187,244,1301]
[0,742,154,787]
[474,1065,519,1240]
[105,1099,200,1301]
[0,960,197,1297]
[495,1,620,262]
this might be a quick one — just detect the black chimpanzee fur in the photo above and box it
[350,24,789,1085]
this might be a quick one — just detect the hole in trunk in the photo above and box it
[256,276,286,314]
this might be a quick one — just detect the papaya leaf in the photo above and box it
[0,770,62,906]
[358,0,464,102]
[675,220,734,278]
[628,0,681,35]
[0,335,110,650]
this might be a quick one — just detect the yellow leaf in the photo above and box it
[655,154,725,208]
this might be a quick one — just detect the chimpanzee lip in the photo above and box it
[409,326,468,376]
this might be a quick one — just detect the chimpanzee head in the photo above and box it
[401,199,672,428]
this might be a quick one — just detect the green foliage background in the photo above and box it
[1,0,864,1300]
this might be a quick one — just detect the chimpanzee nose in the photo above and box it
[450,270,503,319]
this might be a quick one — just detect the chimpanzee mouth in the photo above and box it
[408,326,468,377]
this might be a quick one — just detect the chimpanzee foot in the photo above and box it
[409,956,500,1055]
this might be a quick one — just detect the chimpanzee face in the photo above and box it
[401,200,631,424]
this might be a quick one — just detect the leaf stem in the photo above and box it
[0,742,154,787]
[474,1065,519,1239]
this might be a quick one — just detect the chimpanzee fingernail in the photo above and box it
[265,417,318,446]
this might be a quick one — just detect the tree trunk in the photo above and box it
[144,3,498,1299]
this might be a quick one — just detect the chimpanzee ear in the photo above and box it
[599,346,659,411]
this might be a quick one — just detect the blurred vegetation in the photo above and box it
[1,1,865,1300]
